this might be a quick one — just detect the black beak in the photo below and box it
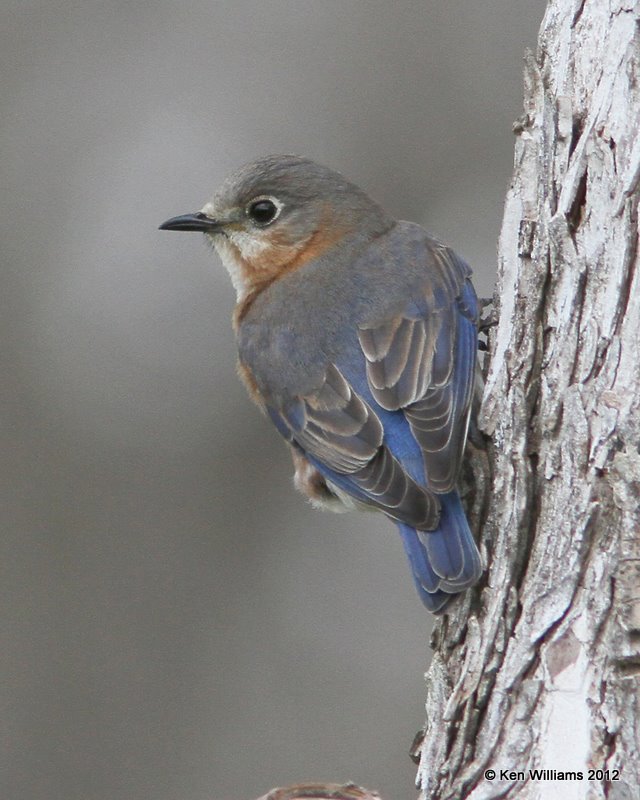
[159,212,222,232]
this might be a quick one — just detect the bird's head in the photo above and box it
[160,155,392,299]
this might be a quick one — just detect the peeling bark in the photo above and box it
[417,2,640,799]
[257,784,380,800]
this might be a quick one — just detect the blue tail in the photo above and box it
[397,491,482,613]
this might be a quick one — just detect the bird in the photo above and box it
[160,155,482,613]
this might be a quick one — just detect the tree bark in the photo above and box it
[417,2,640,799]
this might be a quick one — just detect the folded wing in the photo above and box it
[358,243,478,493]
[268,363,440,530]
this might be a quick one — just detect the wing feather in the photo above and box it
[273,363,440,529]
[357,242,478,493]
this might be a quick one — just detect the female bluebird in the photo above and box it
[160,155,482,613]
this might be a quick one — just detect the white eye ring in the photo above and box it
[245,196,284,227]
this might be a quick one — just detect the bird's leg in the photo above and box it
[478,296,497,350]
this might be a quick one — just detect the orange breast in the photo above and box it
[232,209,351,327]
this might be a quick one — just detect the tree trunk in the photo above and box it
[416,2,640,799]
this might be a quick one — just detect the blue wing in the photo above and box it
[357,243,478,492]
[266,238,482,612]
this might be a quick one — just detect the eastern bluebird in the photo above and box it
[160,155,482,613]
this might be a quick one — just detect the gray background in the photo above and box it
[2,2,545,799]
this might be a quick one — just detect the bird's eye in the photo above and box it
[247,197,281,226]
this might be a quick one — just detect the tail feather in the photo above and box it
[397,491,482,613]
[397,524,441,594]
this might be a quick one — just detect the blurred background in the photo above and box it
[1,2,545,799]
